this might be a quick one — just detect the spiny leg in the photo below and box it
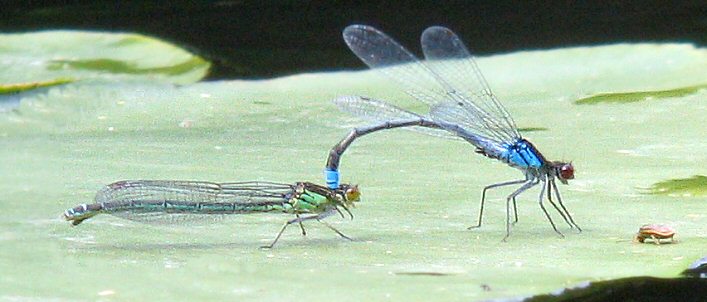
[262,214,320,249]
[511,197,518,225]
[550,179,582,232]
[538,180,564,238]
[333,206,346,219]
[262,221,293,249]
[296,214,306,236]
[468,179,527,230]
[317,219,353,241]
[546,179,573,229]
[502,179,539,242]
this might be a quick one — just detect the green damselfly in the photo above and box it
[64,180,361,248]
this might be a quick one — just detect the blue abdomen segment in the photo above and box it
[502,140,544,169]
[324,168,340,189]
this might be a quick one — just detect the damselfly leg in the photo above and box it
[503,179,540,241]
[550,179,582,231]
[511,197,518,225]
[469,179,526,230]
[471,176,578,240]
[317,219,353,241]
[262,210,350,249]
[545,180,573,229]
[537,180,564,239]
[296,214,307,236]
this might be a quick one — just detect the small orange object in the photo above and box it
[635,224,676,245]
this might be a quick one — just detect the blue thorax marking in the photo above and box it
[501,140,544,169]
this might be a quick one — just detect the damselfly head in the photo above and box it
[340,184,361,203]
[554,162,574,184]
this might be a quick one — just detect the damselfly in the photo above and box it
[64,180,360,248]
[324,25,580,240]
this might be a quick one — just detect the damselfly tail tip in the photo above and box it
[63,210,83,226]
[63,204,95,226]
[63,208,74,220]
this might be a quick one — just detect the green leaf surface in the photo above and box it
[0,30,210,86]
[0,78,74,112]
[645,175,707,197]
[518,127,548,132]
[575,83,707,104]
[0,78,74,94]
[1,43,705,301]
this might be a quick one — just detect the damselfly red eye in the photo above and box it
[559,164,574,180]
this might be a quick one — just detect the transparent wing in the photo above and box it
[343,25,520,144]
[430,102,506,150]
[343,25,450,106]
[108,212,227,225]
[96,180,294,224]
[421,26,520,142]
[333,95,460,140]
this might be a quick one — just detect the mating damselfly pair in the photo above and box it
[64,24,581,246]
[64,180,360,248]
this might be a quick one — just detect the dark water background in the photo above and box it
[1,1,705,79]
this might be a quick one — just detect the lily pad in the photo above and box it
[0,78,74,94]
[575,83,707,104]
[0,43,705,301]
[518,127,548,133]
[0,30,210,86]
[0,78,73,112]
[644,175,707,197]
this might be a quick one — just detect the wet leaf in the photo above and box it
[518,127,548,132]
[644,175,707,197]
[0,78,74,94]
[575,83,707,104]
[0,30,210,85]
